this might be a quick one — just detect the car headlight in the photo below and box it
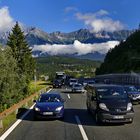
[55,106,63,111]
[35,107,40,111]
[127,103,132,111]
[99,103,109,111]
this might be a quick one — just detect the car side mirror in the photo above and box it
[33,100,36,103]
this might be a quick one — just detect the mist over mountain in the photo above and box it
[0,27,133,60]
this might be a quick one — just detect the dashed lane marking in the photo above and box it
[67,94,70,99]
[75,115,89,140]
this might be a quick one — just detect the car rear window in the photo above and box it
[124,86,138,92]
[96,86,127,99]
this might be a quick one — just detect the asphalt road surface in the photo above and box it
[3,88,140,140]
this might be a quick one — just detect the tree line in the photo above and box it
[36,56,101,80]
[0,22,35,112]
[96,29,140,75]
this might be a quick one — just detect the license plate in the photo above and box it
[43,112,53,115]
[113,115,124,119]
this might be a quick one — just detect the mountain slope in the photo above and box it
[96,29,140,74]
[25,28,132,46]
[0,27,133,46]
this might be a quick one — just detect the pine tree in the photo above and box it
[7,22,35,94]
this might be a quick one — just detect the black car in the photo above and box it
[33,93,65,120]
[53,79,62,88]
[86,84,134,124]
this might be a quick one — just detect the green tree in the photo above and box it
[7,22,35,95]
[0,46,20,111]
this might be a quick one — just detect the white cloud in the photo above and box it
[0,6,15,33]
[32,40,119,55]
[76,10,124,32]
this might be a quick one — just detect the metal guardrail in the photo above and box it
[0,87,48,128]
[95,73,140,86]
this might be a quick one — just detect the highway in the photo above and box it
[3,88,140,140]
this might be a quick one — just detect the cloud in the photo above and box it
[64,6,78,13]
[76,10,124,32]
[32,40,119,56]
[0,6,15,33]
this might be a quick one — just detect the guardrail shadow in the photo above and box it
[17,108,124,126]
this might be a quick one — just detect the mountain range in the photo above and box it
[0,27,134,60]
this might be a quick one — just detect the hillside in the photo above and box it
[36,56,101,79]
[96,30,140,74]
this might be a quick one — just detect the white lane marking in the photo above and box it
[47,88,52,93]
[67,94,70,99]
[0,88,52,140]
[75,115,88,140]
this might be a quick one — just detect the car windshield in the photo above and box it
[124,86,138,92]
[96,87,127,99]
[39,94,61,103]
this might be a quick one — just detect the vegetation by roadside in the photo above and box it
[0,80,48,136]
[0,22,35,112]
[36,56,101,81]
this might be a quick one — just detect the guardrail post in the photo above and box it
[15,108,18,115]
[25,102,28,107]
[0,119,3,129]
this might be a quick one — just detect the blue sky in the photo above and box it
[0,0,140,32]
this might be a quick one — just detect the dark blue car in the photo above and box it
[33,93,65,120]
[123,85,140,103]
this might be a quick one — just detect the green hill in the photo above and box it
[96,30,140,75]
[35,56,101,79]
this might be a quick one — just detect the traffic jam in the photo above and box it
[33,72,140,124]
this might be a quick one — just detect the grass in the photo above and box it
[0,113,16,135]
[0,80,50,136]
[29,80,49,94]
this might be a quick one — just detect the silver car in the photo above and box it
[72,83,85,93]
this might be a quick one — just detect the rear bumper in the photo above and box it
[98,112,134,123]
